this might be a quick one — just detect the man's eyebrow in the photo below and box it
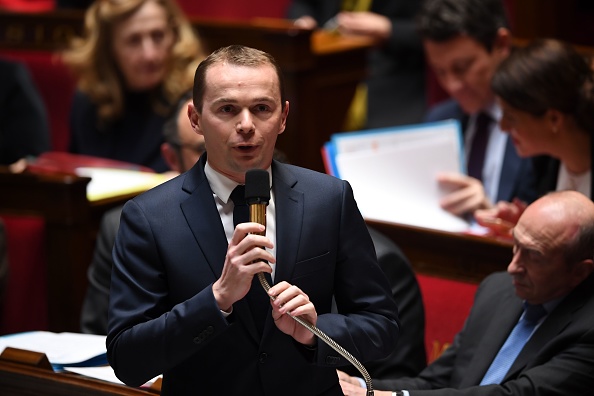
[211,97,237,105]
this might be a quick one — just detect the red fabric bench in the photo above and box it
[416,274,478,363]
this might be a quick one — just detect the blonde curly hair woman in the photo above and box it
[63,0,204,172]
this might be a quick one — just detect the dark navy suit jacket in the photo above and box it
[425,99,539,204]
[107,155,400,395]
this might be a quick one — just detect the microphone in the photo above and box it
[245,169,270,235]
[243,168,375,395]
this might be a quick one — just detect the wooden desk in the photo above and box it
[366,220,513,284]
[0,171,135,332]
[0,348,159,396]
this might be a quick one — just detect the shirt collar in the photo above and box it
[204,161,272,204]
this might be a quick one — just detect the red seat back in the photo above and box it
[0,50,76,152]
[0,215,48,335]
[416,274,478,363]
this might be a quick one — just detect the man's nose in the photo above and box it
[507,251,523,275]
[236,109,255,133]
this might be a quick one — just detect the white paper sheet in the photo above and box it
[331,120,470,232]
[0,331,106,366]
[75,167,170,201]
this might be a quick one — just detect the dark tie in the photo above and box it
[480,303,547,385]
[467,112,492,181]
[229,185,269,335]
[230,185,249,227]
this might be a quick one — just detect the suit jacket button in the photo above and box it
[259,353,268,363]
[325,356,340,365]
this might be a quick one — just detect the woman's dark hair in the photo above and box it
[492,39,594,133]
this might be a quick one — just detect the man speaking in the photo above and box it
[107,45,400,395]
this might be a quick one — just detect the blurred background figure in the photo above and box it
[0,58,50,172]
[418,0,537,218]
[62,0,204,172]
[287,0,426,130]
[80,92,204,334]
[476,38,594,235]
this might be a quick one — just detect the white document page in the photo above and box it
[75,167,170,201]
[333,120,470,232]
[0,331,106,366]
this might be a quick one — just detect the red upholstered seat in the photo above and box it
[0,50,76,152]
[0,215,48,335]
[416,274,478,363]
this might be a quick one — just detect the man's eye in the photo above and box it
[255,105,270,112]
[220,106,234,113]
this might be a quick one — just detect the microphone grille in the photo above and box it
[245,169,270,204]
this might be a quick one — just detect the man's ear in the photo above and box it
[278,101,289,135]
[188,103,203,135]
[572,259,594,287]
[545,108,565,134]
[493,27,512,57]
[160,142,181,173]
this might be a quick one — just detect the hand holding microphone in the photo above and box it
[211,169,274,313]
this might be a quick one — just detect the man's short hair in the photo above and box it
[417,0,508,51]
[192,45,286,113]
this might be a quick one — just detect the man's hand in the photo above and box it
[338,370,393,395]
[212,223,274,312]
[438,172,493,216]
[268,281,317,346]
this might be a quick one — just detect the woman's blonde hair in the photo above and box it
[62,0,203,122]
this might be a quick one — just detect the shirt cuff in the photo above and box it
[356,377,367,389]
[220,306,233,318]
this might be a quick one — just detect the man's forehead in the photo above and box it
[203,63,280,96]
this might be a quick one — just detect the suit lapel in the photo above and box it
[180,156,228,278]
[503,274,594,381]
[459,288,523,387]
[271,162,303,285]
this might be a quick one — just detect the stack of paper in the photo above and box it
[75,167,171,202]
[0,331,107,371]
[0,331,161,387]
[323,119,471,232]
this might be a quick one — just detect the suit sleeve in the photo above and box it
[340,227,426,380]
[314,180,401,369]
[80,206,122,335]
[106,199,230,387]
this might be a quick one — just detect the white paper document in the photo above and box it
[327,120,471,232]
[75,167,170,201]
[0,331,107,368]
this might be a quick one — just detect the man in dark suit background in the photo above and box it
[339,190,594,395]
[80,92,205,334]
[107,45,400,395]
[419,0,537,217]
[0,58,49,170]
[287,0,426,129]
